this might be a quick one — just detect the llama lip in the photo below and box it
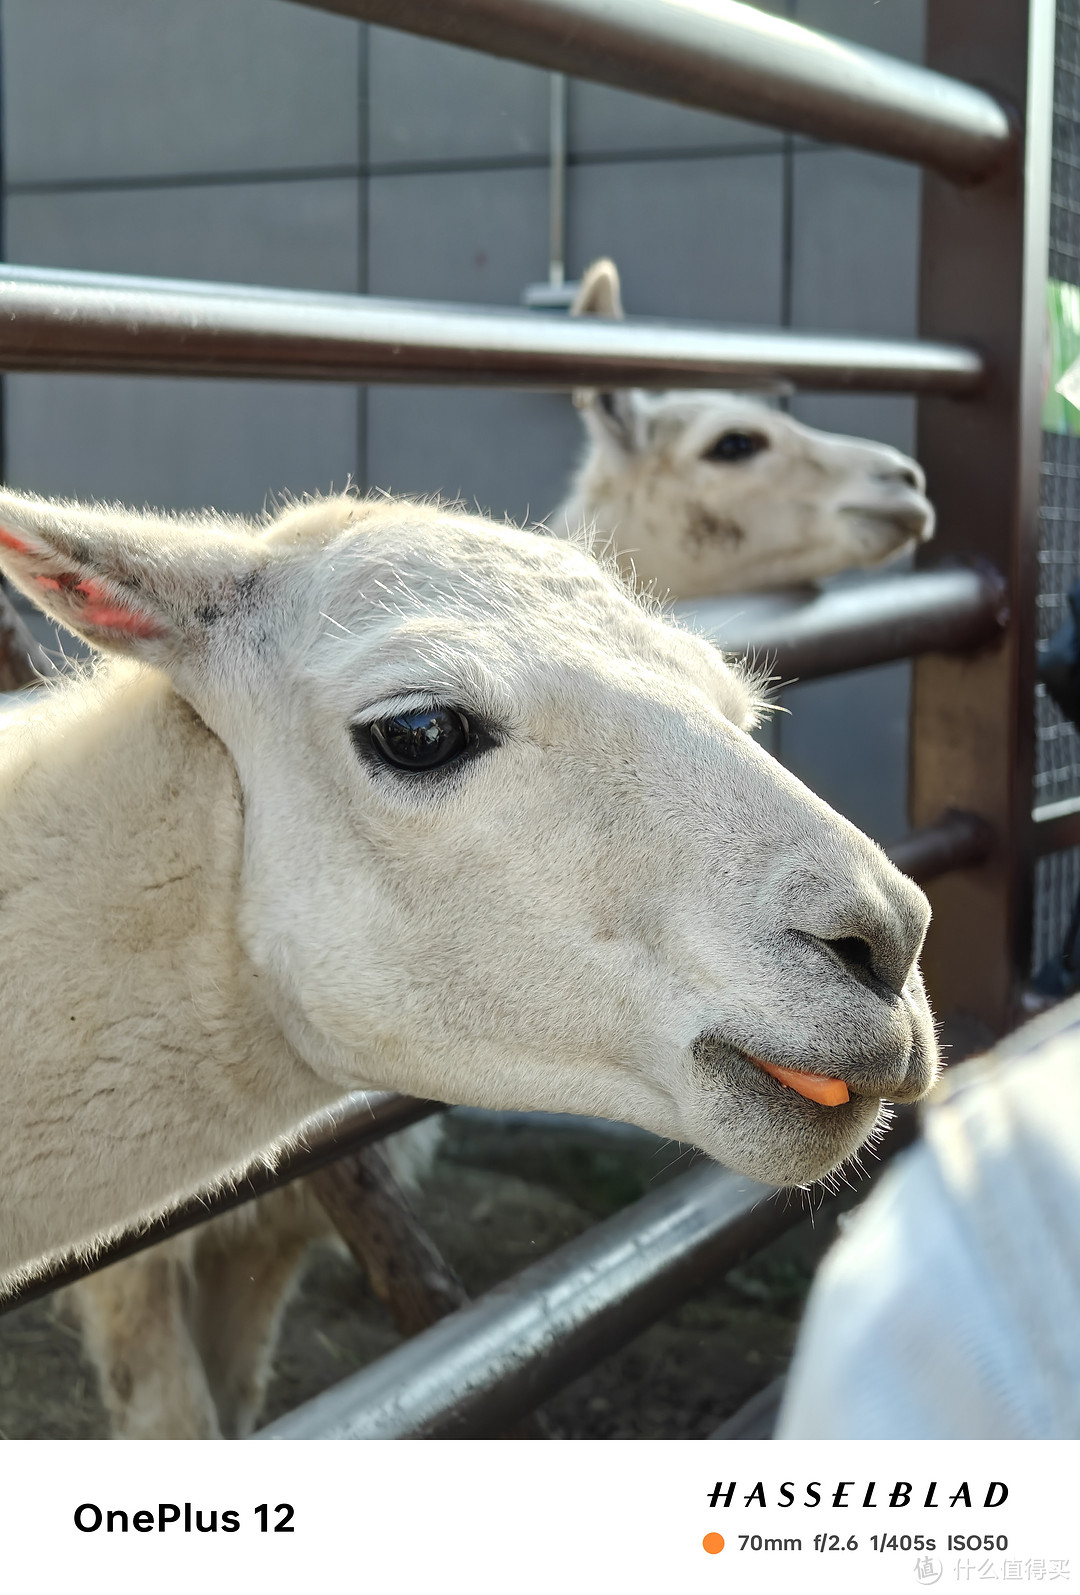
[694,1034,866,1109]
[747,1054,849,1107]
[843,503,933,546]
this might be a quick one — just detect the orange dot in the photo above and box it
[703,1533,725,1554]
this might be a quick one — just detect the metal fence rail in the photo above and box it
[887,811,994,880]
[256,1161,801,1439]
[258,1110,919,1441]
[676,564,1008,682]
[292,0,1015,182]
[0,1092,443,1312]
[0,265,985,393]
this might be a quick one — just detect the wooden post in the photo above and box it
[910,0,1055,1047]
[310,1144,469,1335]
[310,1146,550,1436]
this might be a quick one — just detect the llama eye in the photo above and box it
[363,706,471,772]
[703,430,769,464]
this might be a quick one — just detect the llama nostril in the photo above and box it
[823,931,874,969]
[828,935,875,975]
[781,859,929,1002]
[878,465,922,492]
[816,933,903,997]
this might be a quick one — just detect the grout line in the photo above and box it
[5,137,836,200]
[7,163,365,197]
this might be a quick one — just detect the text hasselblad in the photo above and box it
[707,1482,1009,1510]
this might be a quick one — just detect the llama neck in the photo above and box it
[0,666,339,1286]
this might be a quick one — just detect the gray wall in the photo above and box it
[0,0,925,841]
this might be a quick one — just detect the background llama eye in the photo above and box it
[702,430,770,464]
[364,706,471,772]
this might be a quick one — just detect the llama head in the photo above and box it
[560,258,935,599]
[0,488,937,1187]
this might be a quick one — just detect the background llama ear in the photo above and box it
[570,258,641,453]
[0,489,267,661]
[571,258,624,320]
[587,389,646,454]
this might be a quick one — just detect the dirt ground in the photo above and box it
[0,1114,860,1441]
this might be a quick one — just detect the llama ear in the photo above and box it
[0,489,267,661]
[571,258,640,450]
[571,258,624,320]
[586,389,645,453]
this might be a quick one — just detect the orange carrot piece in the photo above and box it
[751,1057,850,1106]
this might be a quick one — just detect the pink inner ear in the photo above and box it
[0,522,161,639]
[75,578,162,638]
[31,570,160,639]
[0,524,33,556]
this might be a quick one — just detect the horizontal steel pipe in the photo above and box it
[885,810,994,882]
[258,1113,919,1440]
[256,1163,800,1438]
[0,1091,443,1313]
[0,265,984,393]
[294,0,1014,183]
[674,564,1008,681]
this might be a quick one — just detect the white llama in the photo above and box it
[552,259,934,598]
[47,270,936,1437]
[0,488,936,1435]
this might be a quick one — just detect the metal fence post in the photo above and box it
[909,0,1055,1045]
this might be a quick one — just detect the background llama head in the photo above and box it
[555,259,935,600]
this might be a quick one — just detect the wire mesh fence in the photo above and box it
[1033,0,1080,969]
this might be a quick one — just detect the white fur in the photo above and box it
[60,1126,438,1439]
[0,488,937,1433]
[552,260,934,598]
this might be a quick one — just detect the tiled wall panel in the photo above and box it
[5,374,359,515]
[3,0,361,184]
[367,388,582,528]
[7,180,362,292]
[567,154,785,323]
[367,166,549,303]
[367,28,548,165]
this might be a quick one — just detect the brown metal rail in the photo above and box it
[676,564,1008,683]
[290,0,1015,183]
[0,1092,444,1312]
[255,1110,919,1440]
[0,567,1008,711]
[0,265,984,393]
[887,810,993,881]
